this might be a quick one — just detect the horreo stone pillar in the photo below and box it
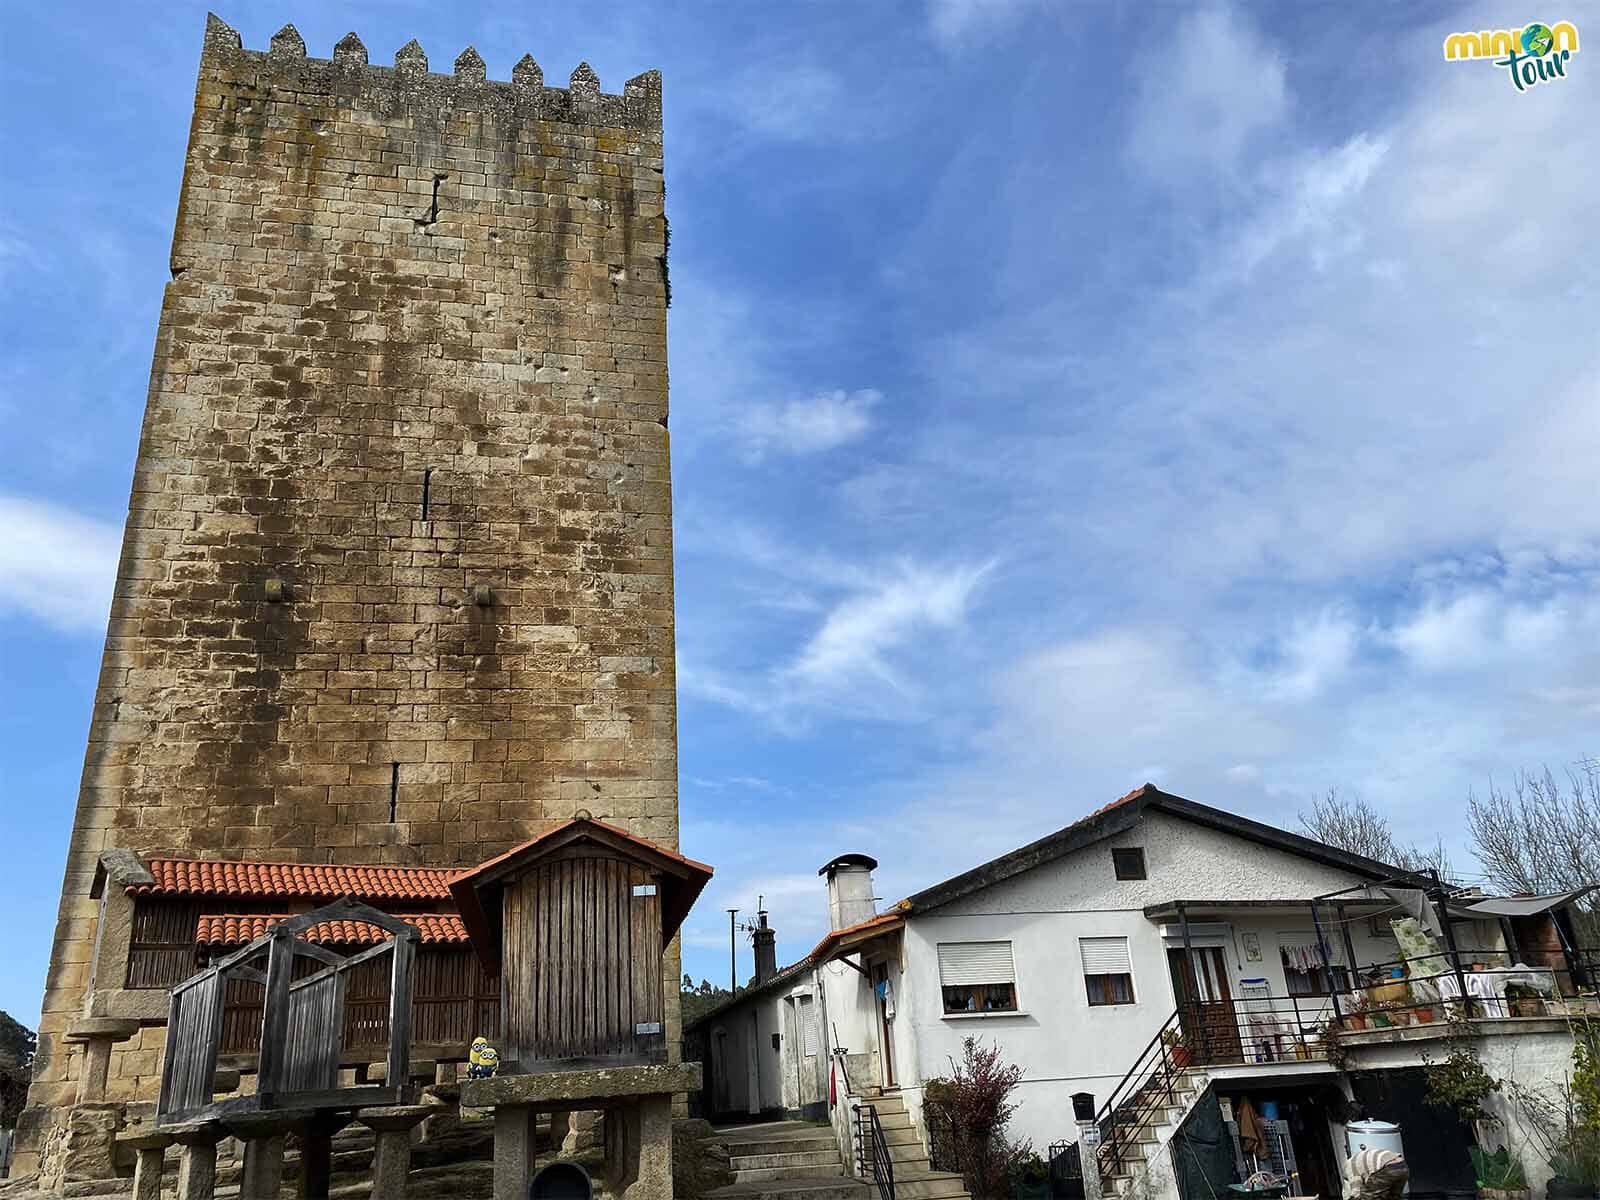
[359,1105,434,1200]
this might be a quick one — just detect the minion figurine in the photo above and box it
[467,1036,500,1079]
[476,1044,500,1078]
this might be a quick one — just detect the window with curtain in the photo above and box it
[938,941,1019,1013]
[1280,939,1350,996]
[1081,936,1136,1006]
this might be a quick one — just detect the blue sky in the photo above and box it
[2,1,1597,1019]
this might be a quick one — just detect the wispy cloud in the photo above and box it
[1126,4,1288,186]
[0,496,120,633]
[736,389,881,460]
[926,0,1044,49]
[787,559,993,697]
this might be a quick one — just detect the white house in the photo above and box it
[688,784,1597,1200]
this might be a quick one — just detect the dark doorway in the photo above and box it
[1168,947,1242,1061]
[872,962,896,1087]
[1215,1084,1347,1200]
[1349,1069,1476,1200]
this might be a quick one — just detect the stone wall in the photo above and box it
[19,15,678,1173]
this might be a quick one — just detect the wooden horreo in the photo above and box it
[156,899,420,1126]
[450,817,713,1073]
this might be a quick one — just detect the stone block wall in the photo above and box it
[19,16,679,1171]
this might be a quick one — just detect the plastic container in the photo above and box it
[1259,1100,1280,1120]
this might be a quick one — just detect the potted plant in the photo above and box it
[1471,1145,1530,1200]
[1344,995,1372,1031]
[1423,1042,1502,1123]
[1162,1028,1193,1068]
[1009,1152,1050,1200]
[1505,984,1546,1018]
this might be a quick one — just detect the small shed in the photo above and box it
[450,818,713,1072]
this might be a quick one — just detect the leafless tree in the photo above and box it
[1299,789,1454,880]
[1468,762,1600,915]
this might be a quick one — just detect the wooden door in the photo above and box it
[1168,947,1242,1063]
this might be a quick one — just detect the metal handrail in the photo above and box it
[858,1104,896,1200]
[1092,1009,1187,1181]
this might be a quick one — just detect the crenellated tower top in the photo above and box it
[200,13,662,131]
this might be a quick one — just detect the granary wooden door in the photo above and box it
[501,854,666,1068]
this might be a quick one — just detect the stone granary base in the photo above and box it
[461,1062,701,1200]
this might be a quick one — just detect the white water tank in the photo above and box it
[1346,1118,1404,1157]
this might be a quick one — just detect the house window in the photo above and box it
[1081,936,1136,1006]
[938,942,1019,1013]
[1280,942,1349,996]
[1113,847,1146,880]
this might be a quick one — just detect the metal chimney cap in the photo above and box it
[818,853,878,877]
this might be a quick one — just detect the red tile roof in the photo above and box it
[132,859,462,902]
[195,913,469,947]
[809,912,905,963]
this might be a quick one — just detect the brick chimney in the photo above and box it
[819,854,879,931]
[753,907,778,986]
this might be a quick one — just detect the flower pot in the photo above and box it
[1171,1045,1193,1068]
[1344,1015,1369,1031]
[1415,1007,1434,1023]
[1372,1013,1392,1028]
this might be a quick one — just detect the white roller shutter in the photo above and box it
[800,996,819,1056]
[937,941,1016,986]
[1079,936,1133,976]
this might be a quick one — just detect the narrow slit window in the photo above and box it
[389,762,399,822]
[421,467,433,521]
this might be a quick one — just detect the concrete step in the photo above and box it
[709,1176,871,1200]
[731,1150,847,1174]
[725,1135,840,1158]
[882,1140,932,1164]
[879,1125,921,1147]
[889,1171,969,1200]
[733,1165,854,1185]
[865,1110,913,1131]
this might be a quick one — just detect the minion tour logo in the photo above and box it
[1443,20,1580,91]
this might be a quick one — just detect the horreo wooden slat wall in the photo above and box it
[502,852,665,1068]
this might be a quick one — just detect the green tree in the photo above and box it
[680,979,733,1026]
[0,1010,36,1128]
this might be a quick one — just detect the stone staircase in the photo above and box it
[1097,1069,1211,1197]
[709,1121,866,1200]
[856,1092,969,1200]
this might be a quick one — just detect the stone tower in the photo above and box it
[19,15,676,1173]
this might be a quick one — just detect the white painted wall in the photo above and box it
[884,810,1409,1150]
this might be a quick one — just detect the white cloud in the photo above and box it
[737,389,881,459]
[1126,5,1289,185]
[926,0,1043,49]
[723,63,845,141]
[788,559,992,698]
[0,495,121,633]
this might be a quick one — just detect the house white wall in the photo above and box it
[700,967,836,1120]
[886,810,1409,1150]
